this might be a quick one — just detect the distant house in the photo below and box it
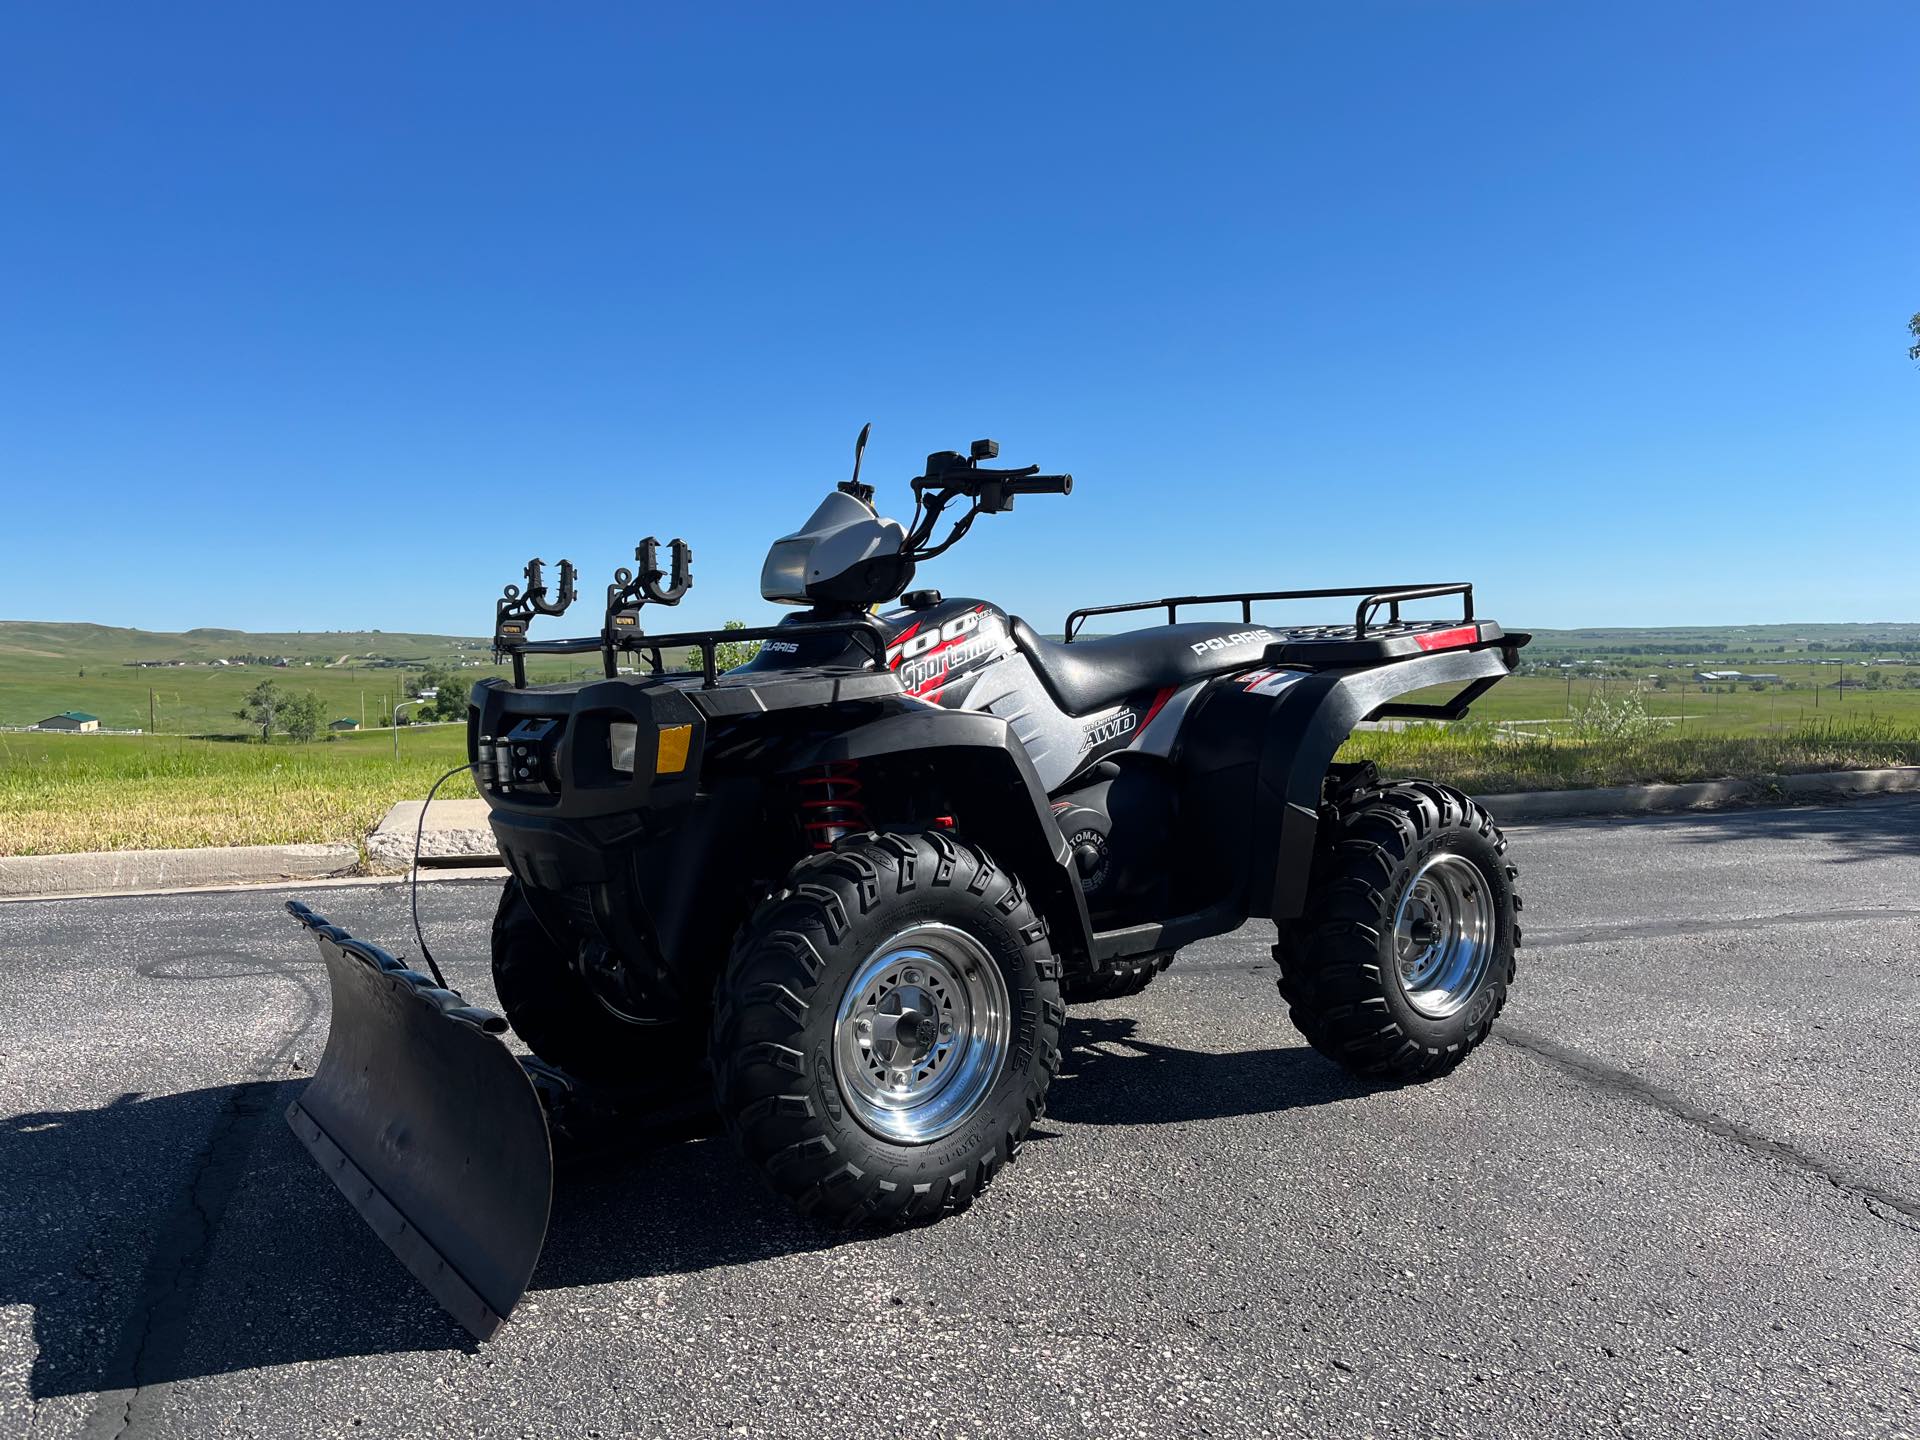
[1694,670,1779,685]
[329,718,360,732]
[38,711,100,732]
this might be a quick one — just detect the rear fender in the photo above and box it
[1252,642,1521,919]
[771,708,1094,970]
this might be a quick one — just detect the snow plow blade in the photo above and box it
[284,900,552,1340]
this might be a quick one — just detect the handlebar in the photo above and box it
[900,445,1073,557]
[1005,473,1072,496]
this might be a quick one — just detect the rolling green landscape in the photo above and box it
[0,621,677,856]
[2,618,1917,857]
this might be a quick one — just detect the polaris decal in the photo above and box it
[1078,705,1137,752]
[1190,628,1275,656]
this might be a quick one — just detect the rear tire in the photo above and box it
[491,877,706,1087]
[1061,952,1172,1004]
[711,832,1064,1227]
[1276,780,1519,1081]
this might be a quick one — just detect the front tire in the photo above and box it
[1276,781,1520,1081]
[491,877,706,1087]
[711,833,1064,1227]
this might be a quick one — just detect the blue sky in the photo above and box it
[3,3,1915,635]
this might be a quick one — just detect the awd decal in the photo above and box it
[1190,628,1275,656]
[1078,705,1137,753]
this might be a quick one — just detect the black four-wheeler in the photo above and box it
[284,430,1529,1339]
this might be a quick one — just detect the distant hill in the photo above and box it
[0,620,487,668]
[0,622,521,735]
[0,621,710,734]
[1522,623,1920,657]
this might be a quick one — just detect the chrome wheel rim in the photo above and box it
[1392,852,1495,1019]
[832,923,1011,1145]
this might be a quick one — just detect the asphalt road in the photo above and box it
[2,799,1917,1439]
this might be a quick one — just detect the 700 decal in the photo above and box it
[885,610,985,668]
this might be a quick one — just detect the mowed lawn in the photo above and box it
[0,728,475,856]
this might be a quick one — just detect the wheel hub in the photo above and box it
[833,925,1011,1145]
[1392,852,1496,1018]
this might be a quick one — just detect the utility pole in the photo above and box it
[393,699,422,760]
[361,692,366,730]
[149,687,155,735]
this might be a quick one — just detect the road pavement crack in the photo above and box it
[1495,1025,1920,1234]
[1524,906,1920,949]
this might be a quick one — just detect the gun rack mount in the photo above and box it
[491,539,885,688]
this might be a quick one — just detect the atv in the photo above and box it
[283,429,1529,1339]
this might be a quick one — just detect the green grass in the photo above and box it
[1417,673,1920,738]
[1341,715,1920,795]
[0,728,477,856]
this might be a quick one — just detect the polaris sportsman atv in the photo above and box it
[283,429,1528,1339]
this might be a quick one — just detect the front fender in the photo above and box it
[774,708,1095,970]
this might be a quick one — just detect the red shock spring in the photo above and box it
[798,761,867,851]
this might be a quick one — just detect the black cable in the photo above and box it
[409,762,473,991]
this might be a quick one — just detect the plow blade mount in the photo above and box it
[285,900,552,1340]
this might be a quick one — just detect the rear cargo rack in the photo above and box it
[495,617,887,689]
[1063,583,1474,643]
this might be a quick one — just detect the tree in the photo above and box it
[681,619,762,674]
[413,664,468,721]
[282,690,327,742]
[236,679,284,741]
[1910,311,1920,362]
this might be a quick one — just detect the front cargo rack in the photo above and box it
[494,617,887,689]
[1063,582,1474,643]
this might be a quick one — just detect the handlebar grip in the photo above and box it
[1005,473,1073,496]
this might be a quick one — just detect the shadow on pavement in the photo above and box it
[1049,1014,1374,1126]
[4,1015,1367,1399]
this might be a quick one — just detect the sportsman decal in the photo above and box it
[889,607,1009,698]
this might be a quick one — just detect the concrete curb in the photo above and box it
[365,798,494,873]
[1484,766,1920,822]
[0,843,359,900]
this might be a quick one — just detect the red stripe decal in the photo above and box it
[1139,686,1176,730]
[1413,625,1481,652]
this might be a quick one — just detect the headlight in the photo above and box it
[608,722,638,773]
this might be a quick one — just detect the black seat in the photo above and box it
[1008,616,1277,715]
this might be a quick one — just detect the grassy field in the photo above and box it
[1341,715,1920,795]
[2,620,1918,857]
[0,727,475,856]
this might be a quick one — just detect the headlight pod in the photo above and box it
[608,721,693,776]
[608,722,640,774]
